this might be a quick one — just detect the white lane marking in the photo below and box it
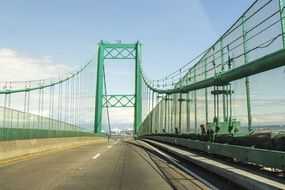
[107,145,112,148]
[92,153,101,159]
[114,142,117,145]
[139,140,220,190]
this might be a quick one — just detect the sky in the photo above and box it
[0,0,255,129]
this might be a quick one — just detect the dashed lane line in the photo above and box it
[92,154,101,160]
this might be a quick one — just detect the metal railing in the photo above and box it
[0,56,97,140]
[141,0,285,135]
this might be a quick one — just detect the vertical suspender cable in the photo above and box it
[103,65,111,140]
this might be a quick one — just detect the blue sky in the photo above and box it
[0,0,253,81]
[0,0,255,129]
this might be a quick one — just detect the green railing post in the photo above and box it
[156,94,161,132]
[160,97,163,133]
[170,94,174,133]
[204,55,209,125]
[3,94,7,140]
[186,92,190,132]
[242,15,252,131]
[148,88,152,133]
[194,66,197,134]
[151,91,154,133]
[279,0,285,46]
[155,97,159,133]
[178,93,182,133]
[167,95,171,133]
[220,38,227,122]
[164,95,165,132]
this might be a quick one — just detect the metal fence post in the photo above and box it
[242,15,252,131]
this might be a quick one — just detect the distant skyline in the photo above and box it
[0,0,254,129]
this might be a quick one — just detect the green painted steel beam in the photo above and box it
[144,48,285,94]
[94,41,105,134]
[134,42,142,137]
[101,42,137,49]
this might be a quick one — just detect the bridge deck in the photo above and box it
[0,139,210,190]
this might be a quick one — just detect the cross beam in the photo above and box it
[104,48,136,59]
[103,95,135,108]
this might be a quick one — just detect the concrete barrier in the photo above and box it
[0,137,106,161]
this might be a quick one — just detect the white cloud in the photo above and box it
[103,107,134,125]
[0,48,73,82]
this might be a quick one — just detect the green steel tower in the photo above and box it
[94,41,142,136]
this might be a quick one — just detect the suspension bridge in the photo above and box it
[0,0,285,189]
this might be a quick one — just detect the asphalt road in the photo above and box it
[0,139,210,190]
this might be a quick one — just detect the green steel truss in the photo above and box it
[103,95,135,108]
[104,47,136,59]
[94,41,142,136]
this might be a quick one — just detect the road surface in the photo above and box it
[0,139,210,190]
